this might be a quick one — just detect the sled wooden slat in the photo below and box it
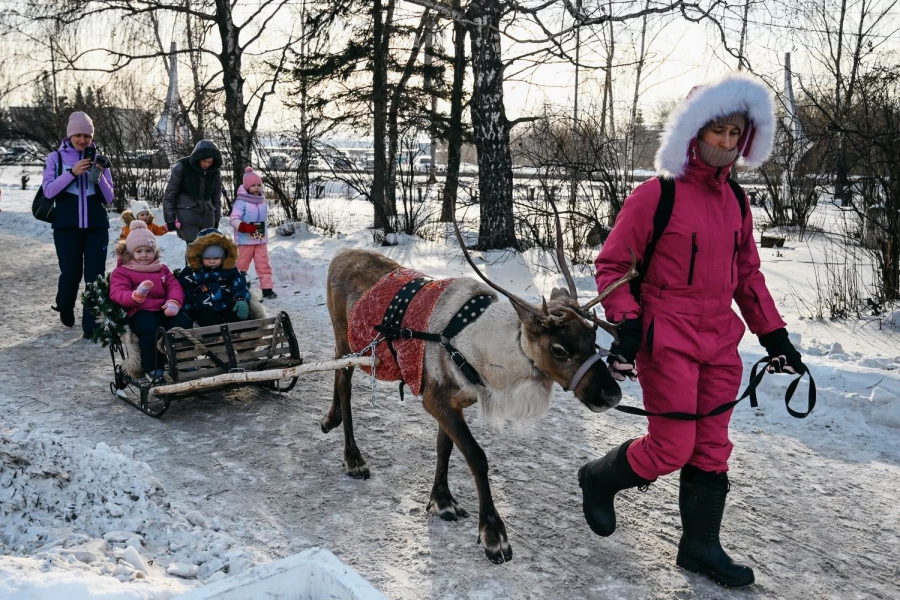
[169,325,278,350]
[169,318,278,338]
[175,347,300,372]
[150,356,379,396]
[169,330,293,366]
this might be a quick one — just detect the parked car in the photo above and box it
[134,149,170,169]
[4,145,38,162]
[332,156,354,170]
[414,157,432,173]
[266,152,292,170]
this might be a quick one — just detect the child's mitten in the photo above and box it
[233,300,250,320]
[132,280,154,303]
[163,301,180,317]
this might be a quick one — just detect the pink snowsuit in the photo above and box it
[595,77,784,480]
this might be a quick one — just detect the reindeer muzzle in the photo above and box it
[564,346,610,393]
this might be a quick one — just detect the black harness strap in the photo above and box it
[374,290,494,397]
[613,358,816,420]
[379,277,430,380]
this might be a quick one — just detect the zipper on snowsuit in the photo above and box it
[731,231,739,283]
[688,233,698,285]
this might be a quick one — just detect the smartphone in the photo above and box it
[83,147,97,162]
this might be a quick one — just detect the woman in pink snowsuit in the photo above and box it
[579,73,805,588]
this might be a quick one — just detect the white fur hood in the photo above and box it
[654,72,775,178]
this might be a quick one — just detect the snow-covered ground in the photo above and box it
[1,166,899,599]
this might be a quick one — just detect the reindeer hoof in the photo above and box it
[320,412,342,433]
[343,453,370,480]
[477,518,513,563]
[427,490,469,521]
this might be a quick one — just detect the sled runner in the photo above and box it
[107,312,373,417]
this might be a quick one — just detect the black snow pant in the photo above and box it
[53,227,109,335]
[129,310,194,373]
[193,306,248,328]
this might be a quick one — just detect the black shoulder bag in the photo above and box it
[32,150,63,223]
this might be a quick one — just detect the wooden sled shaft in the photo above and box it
[149,356,380,397]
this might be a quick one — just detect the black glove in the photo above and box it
[166,222,177,232]
[608,318,642,380]
[758,328,806,374]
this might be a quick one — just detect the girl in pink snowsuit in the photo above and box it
[580,73,805,589]
[230,167,276,299]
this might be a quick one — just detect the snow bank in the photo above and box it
[0,427,263,599]
[177,548,387,600]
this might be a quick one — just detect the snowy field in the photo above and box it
[1,166,899,599]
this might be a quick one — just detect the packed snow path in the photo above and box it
[1,225,899,600]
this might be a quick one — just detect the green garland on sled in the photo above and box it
[82,273,129,347]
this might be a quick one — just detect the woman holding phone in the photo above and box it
[43,111,115,336]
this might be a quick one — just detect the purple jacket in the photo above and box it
[229,185,268,245]
[43,139,114,229]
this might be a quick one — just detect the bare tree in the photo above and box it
[6,0,295,187]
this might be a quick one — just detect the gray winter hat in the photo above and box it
[201,244,226,260]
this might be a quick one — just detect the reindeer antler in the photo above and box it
[451,216,549,322]
[588,310,624,343]
[581,248,639,311]
[547,196,578,300]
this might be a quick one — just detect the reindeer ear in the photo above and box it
[511,299,549,333]
[550,287,571,300]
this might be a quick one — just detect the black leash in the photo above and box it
[613,358,816,420]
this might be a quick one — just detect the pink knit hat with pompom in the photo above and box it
[125,220,157,254]
[242,167,263,189]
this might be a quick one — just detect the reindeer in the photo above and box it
[323,213,637,563]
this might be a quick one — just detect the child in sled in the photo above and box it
[178,228,252,327]
[230,167,277,299]
[109,220,191,379]
[119,200,169,239]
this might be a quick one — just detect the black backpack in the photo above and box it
[32,150,63,223]
[629,175,747,299]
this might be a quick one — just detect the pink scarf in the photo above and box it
[123,259,163,273]
[237,185,265,205]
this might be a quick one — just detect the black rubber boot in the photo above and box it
[676,464,755,588]
[578,440,654,537]
[262,289,278,300]
[53,305,75,328]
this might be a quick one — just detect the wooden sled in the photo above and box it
[108,311,374,418]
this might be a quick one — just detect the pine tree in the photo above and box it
[82,274,129,348]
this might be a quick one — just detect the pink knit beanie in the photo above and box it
[67,111,95,138]
[242,167,263,189]
[126,220,157,254]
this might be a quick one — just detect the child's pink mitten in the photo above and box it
[132,280,154,303]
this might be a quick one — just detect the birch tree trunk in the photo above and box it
[466,0,519,250]
[215,0,251,192]
[440,1,467,223]
[371,0,397,230]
